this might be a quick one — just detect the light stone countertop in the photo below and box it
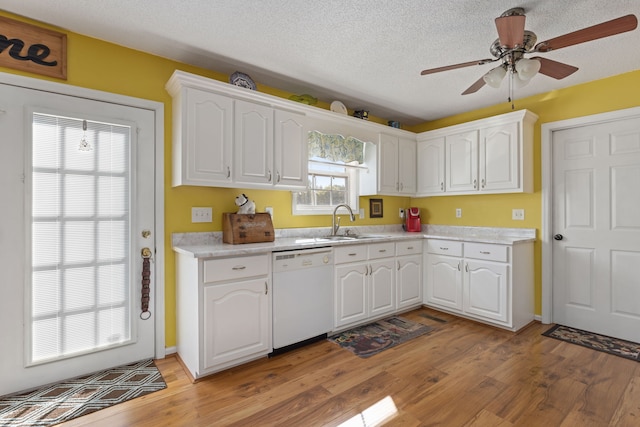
[173,225,536,259]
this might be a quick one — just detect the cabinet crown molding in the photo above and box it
[417,109,539,140]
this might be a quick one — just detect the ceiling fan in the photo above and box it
[420,8,638,99]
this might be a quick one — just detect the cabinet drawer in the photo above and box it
[203,254,269,283]
[368,242,395,259]
[464,243,509,262]
[334,245,368,264]
[426,240,463,256]
[396,240,422,256]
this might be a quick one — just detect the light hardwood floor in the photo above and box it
[60,307,640,426]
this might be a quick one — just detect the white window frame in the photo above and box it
[292,162,360,216]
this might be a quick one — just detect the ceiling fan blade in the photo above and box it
[531,57,579,79]
[535,14,638,52]
[421,59,493,75]
[461,76,487,95]
[495,14,526,48]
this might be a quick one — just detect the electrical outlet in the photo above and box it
[456,208,462,218]
[191,207,212,223]
[265,206,273,218]
[512,209,525,220]
[399,208,405,219]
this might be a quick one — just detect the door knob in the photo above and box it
[553,234,564,241]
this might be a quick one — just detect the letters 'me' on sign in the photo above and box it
[0,16,67,80]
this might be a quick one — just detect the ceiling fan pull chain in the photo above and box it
[509,69,515,110]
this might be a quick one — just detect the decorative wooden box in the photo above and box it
[222,213,275,244]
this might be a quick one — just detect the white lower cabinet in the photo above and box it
[334,243,396,329]
[203,278,270,370]
[396,240,423,310]
[176,253,271,380]
[424,239,533,331]
[334,240,423,330]
[464,259,509,323]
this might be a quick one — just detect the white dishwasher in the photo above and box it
[271,247,333,354]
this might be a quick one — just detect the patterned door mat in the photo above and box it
[542,324,640,362]
[329,316,433,358]
[0,359,166,426]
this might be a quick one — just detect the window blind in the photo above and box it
[29,113,132,364]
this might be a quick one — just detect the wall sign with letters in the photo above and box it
[0,15,67,80]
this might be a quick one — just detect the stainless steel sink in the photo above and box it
[319,234,392,241]
[320,235,358,241]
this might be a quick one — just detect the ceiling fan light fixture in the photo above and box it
[483,65,507,88]
[515,58,541,81]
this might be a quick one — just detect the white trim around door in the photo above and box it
[0,71,166,359]
[541,106,640,324]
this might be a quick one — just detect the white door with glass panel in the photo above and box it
[0,82,157,396]
[552,117,640,343]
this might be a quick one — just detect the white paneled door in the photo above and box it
[552,117,640,342]
[0,80,159,396]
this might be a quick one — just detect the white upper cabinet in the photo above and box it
[166,70,308,190]
[234,100,274,186]
[480,121,520,192]
[235,102,308,189]
[362,133,416,196]
[274,109,308,188]
[416,109,538,197]
[416,137,445,195]
[398,137,417,194]
[171,87,233,187]
[446,130,479,192]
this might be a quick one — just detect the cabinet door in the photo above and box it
[417,137,445,195]
[398,137,416,194]
[234,99,274,185]
[463,259,509,323]
[203,278,270,369]
[397,255,422,310]
[425,254,463,312]
[335,263,368,328]
[274,109,307,189]
[369,259,395,318]
[179,88,233,186]
[480,122,519,192]
[378,133,399,194]
[445,130,478,192]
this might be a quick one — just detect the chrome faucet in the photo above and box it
[332,204,356,236]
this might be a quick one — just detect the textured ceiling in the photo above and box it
[2,0,639,125]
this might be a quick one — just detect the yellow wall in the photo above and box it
[3,11,639,346]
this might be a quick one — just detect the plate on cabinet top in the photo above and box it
[330,100,348,115]
[230,71,256,90]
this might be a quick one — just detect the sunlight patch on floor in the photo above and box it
[338,395,398,427]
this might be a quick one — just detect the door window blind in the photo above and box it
[29,113,132,364]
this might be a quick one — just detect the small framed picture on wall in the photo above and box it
[369,199,383,218]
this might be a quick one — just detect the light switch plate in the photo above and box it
[192,207,212,223]
[265,206,273,218]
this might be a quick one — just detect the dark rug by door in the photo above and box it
[543,324,640,362]
[329,316,433,358]
[0,359,166,426]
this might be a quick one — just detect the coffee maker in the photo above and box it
[405,207,421,232]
